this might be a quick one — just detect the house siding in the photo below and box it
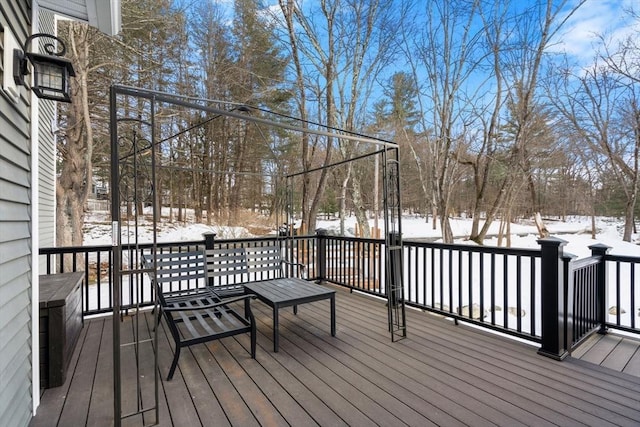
[0,1,34,426]
[37,9,56,262]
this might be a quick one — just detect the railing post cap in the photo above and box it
[203,232,217,249]
[536,236,567,247]
[562,251,577,261]
[316,228,329,236]
[589,242,612,253]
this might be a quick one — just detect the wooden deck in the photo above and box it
[31,284,640,427]
[572,332,640,377]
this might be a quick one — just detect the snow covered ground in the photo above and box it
[317,215,640,258]
[84,211,640,257]
[82,210,639,331]
[316,215,640,332]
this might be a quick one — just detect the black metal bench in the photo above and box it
[204,247,250,297]
[205,245,305,297]
[142,250,257,380]
[246,245,304,279]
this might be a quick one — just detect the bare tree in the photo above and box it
[56,0,189,246]
[407,0,484,243]
[462,1,507,241]
[549,59,639,241]
[381,73,429,216]
[276,0,334,234]
[463,0,585,244]
[56,22,94,248]
[276,0,398,236]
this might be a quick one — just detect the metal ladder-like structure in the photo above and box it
[382,147,406,341]
[110,87,160,426]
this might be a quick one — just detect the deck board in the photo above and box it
[30,317,92,427]
[624,345,640,376]
[603,338,640,372]
[87,319,115,426]
[572,331,640,379]
[31,285,640,427]
[333,299,610,426]
[404,325,637,426]
[271,301,519,426]
[58,318,103,426]
[579,334,622,365]
[155,320,207,427]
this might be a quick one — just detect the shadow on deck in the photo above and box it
[31,284,640,426]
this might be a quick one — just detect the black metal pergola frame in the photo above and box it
[109,84,405,426]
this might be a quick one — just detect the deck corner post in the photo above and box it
[316,229,328,281]
[203,232,217,287]
[537,237,569,360]
[203,232,216,250]
[589,243,611,335]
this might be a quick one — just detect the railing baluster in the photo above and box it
[95,251,101,313]
[468,251,473,320]
[632,264,636,330]
[446,248,452,311]
[503,254,508,329]
[40,234,639,346]
[516,255,522,333]
[432,248,436,307]
[490,253,496,325]
[408,244,415,302]
[421,245,425,306]
[530,258,537,337]
[479,253,485,324]
[457,250,463,318]
[616,261,621,326]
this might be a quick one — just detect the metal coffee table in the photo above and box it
[244,278,336,352]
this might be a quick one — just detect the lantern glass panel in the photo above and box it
[35,61,65,91]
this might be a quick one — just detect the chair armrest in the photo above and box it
[163,294,257,312]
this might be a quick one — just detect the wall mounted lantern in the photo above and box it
[13,33,75,103]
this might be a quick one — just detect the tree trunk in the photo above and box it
[506,213,512,247]
[623,195,636,242]
[56,22,92,251]
[437,193,453,243]
[431,202,437,230]
[339,171,349,235]
[497,215,506,247]
[535,212,550,238]
[351,177,370,238]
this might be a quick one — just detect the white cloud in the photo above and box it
[551,0,639,63]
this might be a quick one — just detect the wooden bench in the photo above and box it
[142,250,257,380]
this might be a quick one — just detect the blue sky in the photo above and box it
[551,0,638,64]
[199,0,639,70]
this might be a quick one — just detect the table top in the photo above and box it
[244,278,335,304]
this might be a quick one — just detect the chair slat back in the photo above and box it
[142,250,207,293]
[205,247,249,286]
[245,245,283,280]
